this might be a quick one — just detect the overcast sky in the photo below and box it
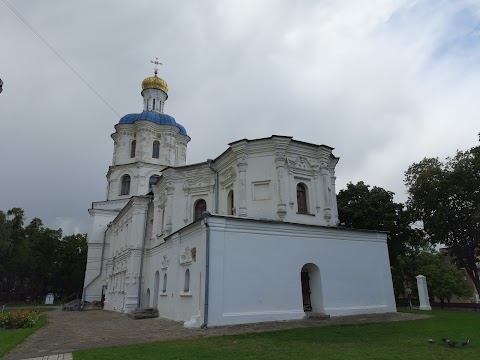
[1,0,479,235]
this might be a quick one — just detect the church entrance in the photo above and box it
[301,271,312,311]
[144,288,151,308]
[300,263,325,314]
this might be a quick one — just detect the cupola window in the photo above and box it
[152,141,160,158]
[130,140,136,158]
[153,99,156,110]
[194,199,207,221]
[120,175,131,196]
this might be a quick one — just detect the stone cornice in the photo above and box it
[206,215,388,243]
[110,196,152,226]
[107,162,166,177]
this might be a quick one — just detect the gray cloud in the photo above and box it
[1,0,479,233]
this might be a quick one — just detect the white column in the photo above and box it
[151,198,161,240]
[416,275,432,310]
[320,164,332,223]
[275,153,287,220]
[330,174,339,225]
[237,158,248,217]
[313,169,321,214]
[165,185,175,234]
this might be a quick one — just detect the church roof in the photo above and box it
[118,111,187,135]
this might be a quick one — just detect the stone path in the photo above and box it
[21,354,72,360]
[4,309,430,360]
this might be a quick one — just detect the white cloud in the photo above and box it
[1,0,479,232]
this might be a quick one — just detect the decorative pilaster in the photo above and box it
[330,174,339,225]
[165,184,175,234]
[184,193,190,223]
[237,158,248,217]
[151,198,161,240]
[313,169,321,214]
[320,163,332,223]
[275,153,287,220]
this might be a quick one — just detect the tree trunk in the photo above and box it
[465,263,480,299]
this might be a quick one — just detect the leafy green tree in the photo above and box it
[56,234,88,296]
[337,181,424,261]
[337,182,425,297]
[25,218,63,299]
[417,252,472,306]
[0,208,88,302]
[405,145,480,296]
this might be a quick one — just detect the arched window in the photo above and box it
[153,98,156,110]
[120,175,131,195]
[152,141,160,158]
[297,183,308,214]
[227,189,234,215]
[148,175,160,193]
[194,199,207,221]
[184,269,190,292]
[153,271,159,308]
[130,140,136,158]
[162,273,167,292]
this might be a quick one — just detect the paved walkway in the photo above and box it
[4,309,430,360]
[20,354,72,360]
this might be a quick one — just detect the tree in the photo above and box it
[337,182,425,296]
[56,234,88,296]
[405,145,480,296]
[337,181,424,262]
[0,208,88,302]
[416,252,472,306]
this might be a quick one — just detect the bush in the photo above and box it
[0,310,39,329]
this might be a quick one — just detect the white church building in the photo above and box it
[83,67,396,327]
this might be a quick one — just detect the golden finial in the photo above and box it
[150,57,162,76]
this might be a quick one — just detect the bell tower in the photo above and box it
[105,60,190,201]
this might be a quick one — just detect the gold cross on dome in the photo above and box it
[150,57,163,75]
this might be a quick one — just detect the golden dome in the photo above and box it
[141,72,168,93]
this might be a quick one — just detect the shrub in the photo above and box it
[0,310,39,329]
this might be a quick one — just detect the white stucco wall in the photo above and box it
[83,199,129,302]
[205,216,396,326]
[143,222,206,327]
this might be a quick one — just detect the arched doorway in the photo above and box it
[300,263,325,314]
[145,288,151,308]
[153,271,160,308]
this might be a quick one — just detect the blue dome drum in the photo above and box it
[119,111,187,135]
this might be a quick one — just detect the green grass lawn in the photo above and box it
[0,315,48,358]
[74,310,479,360]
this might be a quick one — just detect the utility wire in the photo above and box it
[2,0,121,117]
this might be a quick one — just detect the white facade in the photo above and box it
[83,72,397,327]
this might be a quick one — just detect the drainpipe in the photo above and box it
[201,212,211,328]
[137,196,153,309]
[82,225,109,308]
[207,159,219,213]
